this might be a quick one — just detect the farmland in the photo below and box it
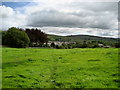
[2,48,119,88]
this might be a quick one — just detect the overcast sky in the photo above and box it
[0,0,119,38]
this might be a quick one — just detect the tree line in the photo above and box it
[2,27,48,48]
[1,27,120,48]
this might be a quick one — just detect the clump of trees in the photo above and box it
[51,42,56,48]
[2,27,48,48]
[1,27,119,48]
[115,42,120,48]
[2,27,30,48]
[25,28,48,47]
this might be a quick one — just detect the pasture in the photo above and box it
[2,48,119,88]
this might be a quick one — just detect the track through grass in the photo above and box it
[2,48,119,88]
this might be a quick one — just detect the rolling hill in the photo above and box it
[48,34,119,45]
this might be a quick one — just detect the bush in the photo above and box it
[3,27,30,48]
[55,45,60,49]
[51,42,55,48]
[115,42,120,48]
[2,31,7,45]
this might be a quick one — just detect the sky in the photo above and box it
[0,0,119,38]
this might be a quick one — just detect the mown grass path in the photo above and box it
[2,48,119,88]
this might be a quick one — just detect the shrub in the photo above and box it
[56,45,60,49]
[51,42,55,48]
[115,42,120,48]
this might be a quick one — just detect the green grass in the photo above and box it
[2,48,119,88]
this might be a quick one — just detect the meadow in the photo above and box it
[2,48,119,88]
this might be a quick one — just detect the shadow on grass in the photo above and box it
[2,58,36,69]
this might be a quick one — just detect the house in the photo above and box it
[45,41,76,46]
[98,44,104,47]
[103,45,111,48]
[98,43,111,48]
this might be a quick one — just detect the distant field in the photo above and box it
[2,48,119,88]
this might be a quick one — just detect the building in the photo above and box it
[46,41,76,46]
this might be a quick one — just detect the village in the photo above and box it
[42,41,111,48]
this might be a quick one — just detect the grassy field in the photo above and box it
[2,48,119,88]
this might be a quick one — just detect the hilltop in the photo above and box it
[48,34,119,45]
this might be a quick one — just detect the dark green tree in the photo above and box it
[25,28,48,45]
[51,42,55,48]
[2,31,7,45]
[115,42,120,48]
[3,27,30,48]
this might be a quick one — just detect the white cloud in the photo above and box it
[0,1,118,38]
[0,5,27,30]
[24,26,118,38]
[40,27,118,38]
[24,2,118,30]
[1,0,119,2]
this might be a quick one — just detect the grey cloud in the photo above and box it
[1,2,118,38]
[69,2,118,13]
[27,10,80,27]
[27,4,117,30]
[118,2,120,21]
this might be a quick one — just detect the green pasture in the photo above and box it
[2,48,119,88]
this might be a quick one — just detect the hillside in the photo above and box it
[48,34,119,45]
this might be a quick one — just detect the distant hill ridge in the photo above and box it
[48,34,119,45]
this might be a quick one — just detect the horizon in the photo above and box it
[0,27,119,39]
[0,1,119,38]
[1,27,119,39]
